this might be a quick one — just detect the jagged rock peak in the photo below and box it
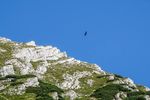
[26,41,36,46]
[0,36,11,42]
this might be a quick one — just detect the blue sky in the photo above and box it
[0,0,150,87]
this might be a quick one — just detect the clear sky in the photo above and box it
[0,0,150,87]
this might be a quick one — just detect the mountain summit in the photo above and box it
[0,37,150,100]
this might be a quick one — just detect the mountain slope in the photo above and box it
[0,37,150,100]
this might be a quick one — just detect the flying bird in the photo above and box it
[84,31,87,36]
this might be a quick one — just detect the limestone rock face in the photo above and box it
[14,46,67,62]
[51,92,59,100]
[24,77,39,87]
[0,37,149,100]
[87,79,94,87]
[26,41,36,46]
[60,71,92,90]
[0,37,11,43]
[144,95,150,100]
[5,59,35,75]
[114,92,127,100]
[0,48,6,53]
[65,90,78,100]
[145,86,150,91]
[0,65,15,76]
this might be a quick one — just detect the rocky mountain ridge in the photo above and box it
[0,37,150,100]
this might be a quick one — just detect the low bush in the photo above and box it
[127,91,145,97]
[91,84,130,100]
[10,81,24,86]
[125,96,146,100]
[26,80,64,100]
[5,74,36,80]
[114,74,124,78]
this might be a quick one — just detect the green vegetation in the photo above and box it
[0,74,36,81]
[0,76,64,100]
[137,85,149,92]
[91,84,130,100]
[127,91,146,97]
[26,80,64,100]
[31,61,43,69]
[114,74,124,78]
[91,83,150,100]
[125,91,150,100]
[10,81,24,86]
[125,96,146,100]
[0,77,6,80]
[44,63,96,84]
[13,66,21,75]
[0,42,13,66]
[45,63,110,99]
[1,93,36,100]
[0,95,7,100]
[76,73,108,96]
[0,74,36,92]
[5,74,36,79]
[96,75,110,78]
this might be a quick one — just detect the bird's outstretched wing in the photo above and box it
[84,32,87,36]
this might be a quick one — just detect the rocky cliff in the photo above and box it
[0,37,150,100]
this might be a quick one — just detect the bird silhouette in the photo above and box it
[84,31,87,36]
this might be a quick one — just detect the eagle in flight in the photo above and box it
[84,31,87,36]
